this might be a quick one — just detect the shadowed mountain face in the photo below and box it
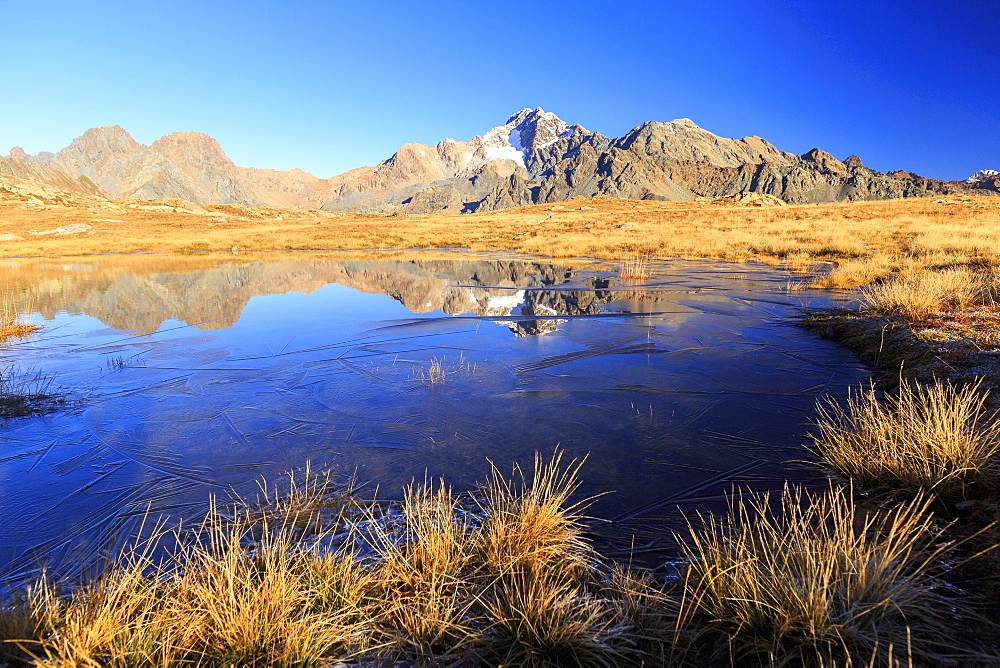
[6,109,995,213]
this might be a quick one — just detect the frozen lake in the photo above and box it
[0,252,870,579]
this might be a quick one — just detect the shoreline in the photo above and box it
[804,307,1000,408]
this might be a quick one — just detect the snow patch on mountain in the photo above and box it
[483,144,526,167]
[479,124,527,169]
[966,169,999,184]
[509,128,525,152]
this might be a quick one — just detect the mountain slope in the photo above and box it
[0,154,109,199]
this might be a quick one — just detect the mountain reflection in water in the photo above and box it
[0,252,870,579]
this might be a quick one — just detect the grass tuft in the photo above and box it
[363,478,478,660]
[863,267,990,318]
[477,450,595,579]
[618,253,650,280]
[473,451,637,664]
[482,568,631,666]
[0,292,41,343]
[813,378,1000,498]
[413,354,476,385]
[427,357,446,383]
[673,484,978,665]
[0,366,62,419]
[163,500,365,666]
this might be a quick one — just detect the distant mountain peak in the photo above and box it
[74,125,140,148]
[666,118,700,128]
[504,106,564,127]
[966,169,999,184]
[81,124,130,135]
[152,131,225,147]
[510,107,575,152]
[477,108,577,169]
[151,132,233,166]
[150,132,223,153]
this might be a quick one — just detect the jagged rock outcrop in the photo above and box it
[8,109,995,213]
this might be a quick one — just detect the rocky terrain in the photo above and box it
[6,108,996,214]
[0,155,107,198]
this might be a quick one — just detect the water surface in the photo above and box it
[0,252,869,578]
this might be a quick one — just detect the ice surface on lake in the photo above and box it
[0,254,870,579]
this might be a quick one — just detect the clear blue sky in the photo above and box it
[1,0,996,180]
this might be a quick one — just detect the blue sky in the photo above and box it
[1,0,996,180]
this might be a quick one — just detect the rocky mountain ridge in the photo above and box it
[6,109,995,213]
[963,169,1000,192]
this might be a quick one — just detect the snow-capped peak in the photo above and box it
[965,169,999,184]
[477,108,576,169]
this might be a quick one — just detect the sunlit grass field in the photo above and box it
[2,193,999,289]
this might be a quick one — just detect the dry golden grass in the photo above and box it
[673,484,976,666]
[411,354,477,386]
[166,505,366,666]
[472,452,635,664]
[0,454,640,666]
[600,566,675,664]
[813,379,1000,498]
[3,467,368,666]
[477,451,594,579]
[363,479,477,660]
[1,454,990,666]
[618,253,650,280]
[863,267,991,318]
[3,193,999,287]
[481,568,630,666]
[426,357,446,384]
[0,291,41,342]
[812,253,907,288]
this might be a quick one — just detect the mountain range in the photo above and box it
[4,108,996,213]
